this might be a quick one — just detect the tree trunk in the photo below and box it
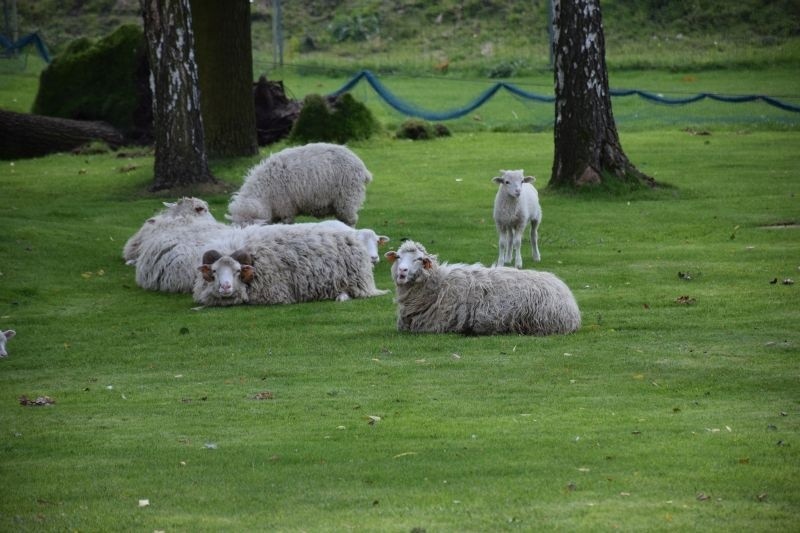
[190,0,258,158]
[550,0,655,190]
[0,109,124,160]
[140,0,215,191]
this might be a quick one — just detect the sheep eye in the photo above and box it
[504,180,509,185]
[195,207,205,213]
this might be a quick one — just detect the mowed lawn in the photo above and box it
[1,117,799,528]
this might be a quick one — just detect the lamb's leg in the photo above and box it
[530,219,541,262]
[512,228,524,269]
[496,229,508,266]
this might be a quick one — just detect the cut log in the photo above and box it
[0,109,125,160]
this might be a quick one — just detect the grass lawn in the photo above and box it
[1,59,799,530]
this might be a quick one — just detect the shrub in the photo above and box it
[289,93,379,144]
[396,119,451,140]
[32,24,150,140]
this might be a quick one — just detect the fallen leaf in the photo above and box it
[19,395,55,406]
[675,295,696,305]
[138,499,150,507]
[783,278,795,285]
[756,492,768,502]
[696,492,711,501]
[393,451,417,459]
[367,415,381,425]
[252,391,274,400]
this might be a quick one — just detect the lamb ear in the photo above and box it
[240,265,255,284]
[198,265,214,282]
[162,201,176,208]
[524,175,536,183]
[492,176,504,184]
[378,236,390,246]
[3,330,15,340]
[421,257,434,270]
[384,251,399,263]
[231,249,253,265]
[201,249,222,265]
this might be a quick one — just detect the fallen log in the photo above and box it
[0,109,125,160]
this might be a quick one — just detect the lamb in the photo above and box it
[194,226,388,307]
[0,329,15,358]
[122,197,217,265]
[227,143,373,226]
[384,240,580,335]
[492,169,542,268]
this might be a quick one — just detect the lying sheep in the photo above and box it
[314,220,390,264]
[123,197,216,265]
[125,198,228,292]
[227,143,372,226]
[385,240,580,335]
[0,329,15,357]
[493,169,542,268]
[194,226,388,307]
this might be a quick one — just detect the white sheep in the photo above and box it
[385,240,580,335]
[126,198,229,293]
[312,220,390,264]
[227,143,373,226]
[122,197,217,265]
[194,226,388,307]
[492,169,542,268]
[0,329,15,358]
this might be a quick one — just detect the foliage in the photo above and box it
[31,24,148,138]
[395,119,451,140]
[288,92,380,144]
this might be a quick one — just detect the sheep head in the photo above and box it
[385,240,435,285]
[493,169,535,199]
[0,329,15,358]
[198,249,254,298]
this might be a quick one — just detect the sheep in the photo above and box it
[122,197,217,265]
[313,220,390,265]
[125,198,229,293]
[193,226,388,307]
[492,169,542,268]
[226,143,373,226]
[0,329,15,357]
[384,240,580,335]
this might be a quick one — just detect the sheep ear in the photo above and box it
[421,257,434,270]
[384,251,398,263]
[378,236,390,246]
[231,249,254,265]
[162,201,176,208]
[524,175,536,183]
[240,265,255,284]
[3,330,15,340]
[492,176,504,184]
[198,265,214,282]
[202,250,222,265]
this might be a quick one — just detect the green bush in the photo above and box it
[289,92,380,144]
[396,119,451,140]
[32,24,148,139]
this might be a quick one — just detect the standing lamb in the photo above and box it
[385,240,580,335]
[194,226,388,307]
[122,197,217,265]
[0,329,15,357]
[493,169,542,268]
[227,143,373,226]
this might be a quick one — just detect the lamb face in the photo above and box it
[493,169,532,199]
[0,329,15,358]
[355,229,390,265]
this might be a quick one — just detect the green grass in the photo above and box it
[1,122,799,530]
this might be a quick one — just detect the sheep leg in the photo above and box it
[512,228,524,269]
[496,229,509,266]
[530,219,541,262]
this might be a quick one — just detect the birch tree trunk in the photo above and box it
[140,0,215,191]
[190,0,258,158]
[550,0,655,190]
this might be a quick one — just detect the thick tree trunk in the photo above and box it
[190,0,258,158]
[0,109,124,160]
[140,0,215,191]
[550,0,655,190]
